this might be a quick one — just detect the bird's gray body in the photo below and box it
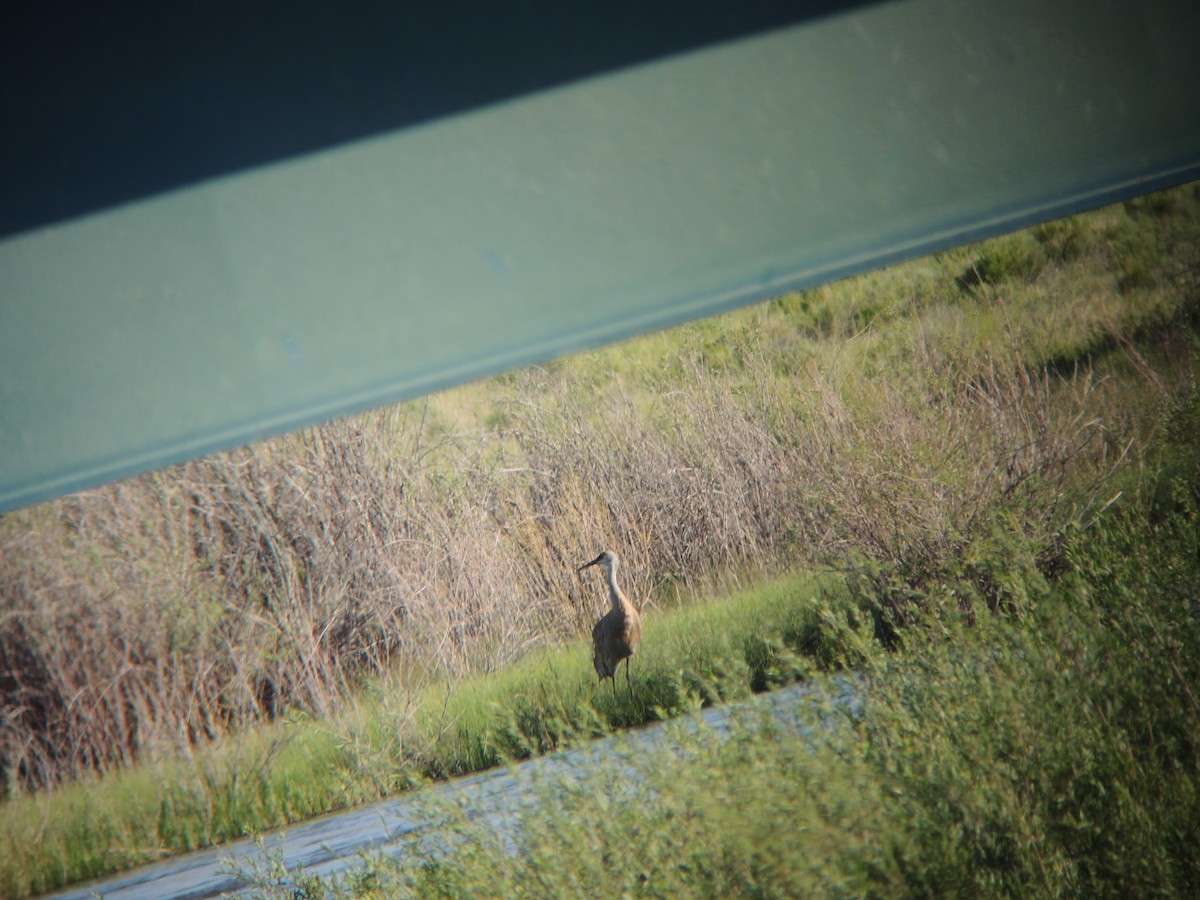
[579,550,642,694]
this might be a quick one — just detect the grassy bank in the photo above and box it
[301,485,1199,898]
[1,183,1198,895]
[237,382,1200,897]
[0,571,859,898]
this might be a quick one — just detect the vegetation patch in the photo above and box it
[0,572,861,898]
[239,454,1200,898]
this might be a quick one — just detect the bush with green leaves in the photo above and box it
[252,489,1199,899]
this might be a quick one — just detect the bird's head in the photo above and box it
[578,550,617,572]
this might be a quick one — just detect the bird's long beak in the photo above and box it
[578,553,605,572]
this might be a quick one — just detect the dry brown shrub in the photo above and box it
[496,360,805,591]
[0,342,1121,789]
[789,353,1121,607]
[0,418,553,789]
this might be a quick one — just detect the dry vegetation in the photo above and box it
[1,184,1197,794]
[0,356,1114,792]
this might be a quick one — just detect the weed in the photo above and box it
[268,482,1200,899]
[956,232,1048,290]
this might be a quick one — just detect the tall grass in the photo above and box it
[0,571,858,898]
[245,450,1200,899]
[0,342,1123,792]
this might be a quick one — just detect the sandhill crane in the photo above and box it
[579,550,642,696]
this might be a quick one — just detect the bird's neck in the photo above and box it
[607,568,632,614]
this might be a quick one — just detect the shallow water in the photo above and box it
[46,677,860,899]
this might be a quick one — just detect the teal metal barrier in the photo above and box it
[2,0,1198,511]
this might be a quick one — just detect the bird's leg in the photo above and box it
[625,658,633,697]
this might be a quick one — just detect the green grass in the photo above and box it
[0,571,857,898]
[405,570,859,779]
[246,479,1200,898]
